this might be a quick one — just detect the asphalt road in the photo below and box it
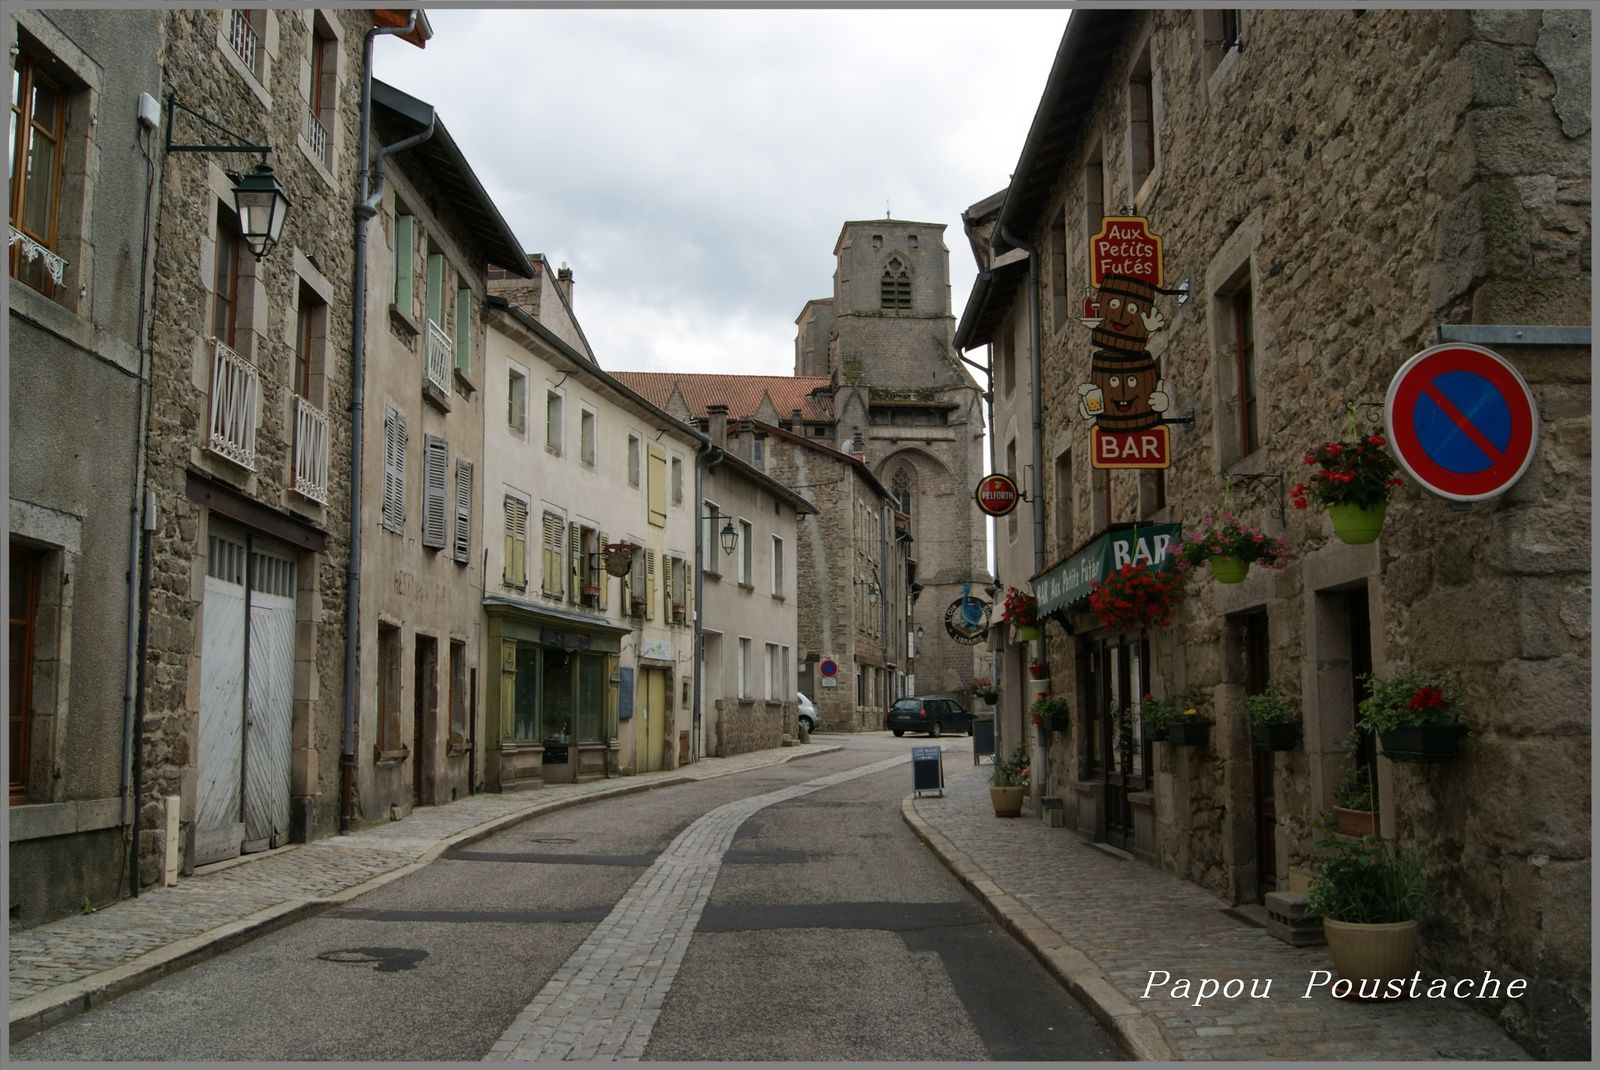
[13,733,1123,1061]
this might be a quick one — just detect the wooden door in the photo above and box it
[243,546,295,850]
[196,531,248,865]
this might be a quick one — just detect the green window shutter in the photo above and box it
[393,214,414,311]
[454,287,472,375]
[425,252,444,325]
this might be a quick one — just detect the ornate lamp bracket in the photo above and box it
[1222,471,1288,523]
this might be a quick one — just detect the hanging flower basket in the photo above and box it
[1001,587,1040,638]
[1359,668,1468,765]
[1252,722,1301,750]
[1290,427,1405,546]
[603,541,640,577]
[1166,719,1211,746]
[1087,562,1183,632]
[1172,514,1289,584]
[1017,623,1042,641]
[1379,723,1468,763]
[1032,695,1070,734]
[1329,502,1388,545]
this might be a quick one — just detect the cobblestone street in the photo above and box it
[907,763,1531,1061]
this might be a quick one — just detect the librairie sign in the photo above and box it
[1032,523,1181,617]
[1078,216,1176,470]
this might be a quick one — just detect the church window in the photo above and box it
[892,466,912,516]
[881,257,911,310]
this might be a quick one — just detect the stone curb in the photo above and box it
[9,744,842,1043]
[900,792,1176,1062]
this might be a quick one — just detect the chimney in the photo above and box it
[735,419,757,463]
[557,262,574,306]
[707,404,729,448]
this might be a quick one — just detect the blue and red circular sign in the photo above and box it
[1385,343,1539,502]
[819,659,839,679]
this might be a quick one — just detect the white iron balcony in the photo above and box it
[292,394,329,504]
[306,109,330,168]
[206,338,260,470]
[424,318,453,400]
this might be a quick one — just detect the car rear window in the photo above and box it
[892,700,921,713]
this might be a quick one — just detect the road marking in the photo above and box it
[484,751,911,1062]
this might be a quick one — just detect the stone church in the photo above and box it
[621,219,989,710]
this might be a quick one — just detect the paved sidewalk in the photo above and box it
[8,743,840,1042]
[904,762,1531,1061]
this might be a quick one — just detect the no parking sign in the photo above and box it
[1384,343,1540,502]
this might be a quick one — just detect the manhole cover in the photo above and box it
[316,946,428,972]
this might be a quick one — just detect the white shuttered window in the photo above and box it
[421,435,449,549]
[453,459,473,564]
[382,406,407,534]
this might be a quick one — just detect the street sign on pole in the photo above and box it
[1384,342,1540,502]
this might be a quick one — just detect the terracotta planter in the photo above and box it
[1333,806,1377,837]
[1322,918,1420,994]
[1379,722,1467,764]
[1209,555,1250,583]
[1328,501,1387,545]
[989,785,1025,817]
[1251,722,1300,750]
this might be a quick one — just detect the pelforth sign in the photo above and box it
[1077,216,1176,470]
[973,473,1020,517]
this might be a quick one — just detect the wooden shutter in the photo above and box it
[647,445,667,526]
[426,252,444,325]
[645,549,656,621]
[392,214,414,310]
[454,287,472,375]
[383,407,406,533]
[453,459,473,564]
[421,435,449,549]
[568,521,582,603]
[503,496,528,588]
[542,512,565,597]
[597,531,610,610]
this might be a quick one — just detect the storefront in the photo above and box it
[484,598,624,789]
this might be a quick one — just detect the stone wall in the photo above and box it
[1011,9,1588,1057]
[140,9,366,879]
[712,699,788,756]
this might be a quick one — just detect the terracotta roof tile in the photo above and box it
[611,372,833,421]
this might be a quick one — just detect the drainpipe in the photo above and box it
[999,222,1046,783]
[342,10,422,834]
[691,444,708,762]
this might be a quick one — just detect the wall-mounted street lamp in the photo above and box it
[165,95,291,260]
[698,515,738,557]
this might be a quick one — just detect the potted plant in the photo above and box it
[1359,668,1468,763]
[1332,766,1377,837]
[1306,835,1429,993]
[1087,562,1184,633]
[1172,513,1290,584]
[1032,695,1070,734]
[1028,661,1048,680]
[1290,427,1406,545]
[1002,587,1041,640]
[1137,692,1192,744]
[671,602,687,624]
[989,744,1030,817]
[1244,679,1301,750]
[972,677,1000,704]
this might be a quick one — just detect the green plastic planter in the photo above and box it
[1018,623,1041,640]
[1209,555,1250,583]
[1329,502,1387,545]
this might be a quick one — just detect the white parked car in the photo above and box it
[797,692,820,733]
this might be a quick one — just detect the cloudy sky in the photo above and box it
[376,7,1067,376]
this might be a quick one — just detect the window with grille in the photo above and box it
[503,495,528,588]
[880,257,911,310]
[382,407,407,534]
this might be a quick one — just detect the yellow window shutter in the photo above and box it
[647,446,667,526]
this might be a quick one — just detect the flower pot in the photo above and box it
[1209,555,1250,583]
[1251,722,1300,750]
[1144,725,1169,743]
[1328,501,1387,545]
[1166,721,1211,746]
[1378,722,1467,763]
[1018,623,1041,641]
[1322,918,1420,994]
[1333,806,1377,838]
[989,785,1025,818]
[1028,665,1047,680]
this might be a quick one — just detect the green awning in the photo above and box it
[1030,523,1182,616]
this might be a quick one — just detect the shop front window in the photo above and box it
[513,644,540,741]
[579,655,606,743]
[542,648,574,742]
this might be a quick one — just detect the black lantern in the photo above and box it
[232,161,291,260]
[719,520,737,557]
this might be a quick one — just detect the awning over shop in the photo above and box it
[484,595,628,654]
[1030,522,1182,617]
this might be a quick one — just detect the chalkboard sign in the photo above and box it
[911,746,944,796]
[618,667,634,721]
[972,716,995,764]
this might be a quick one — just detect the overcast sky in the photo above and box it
[375,7,1067,376]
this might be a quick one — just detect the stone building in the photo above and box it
[136,8,393,877]
[481,295,702,782]
[955,9,1590,1057]
[7,7,164,926]
[348,80,531,822]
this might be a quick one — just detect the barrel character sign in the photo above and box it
[1077,216,1183,469]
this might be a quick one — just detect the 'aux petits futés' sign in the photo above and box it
[1077,216,1181,470]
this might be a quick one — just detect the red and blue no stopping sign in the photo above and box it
[1384,343,1539,502]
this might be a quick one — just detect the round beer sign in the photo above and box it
[974,473,1020,517]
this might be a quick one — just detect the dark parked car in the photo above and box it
[886,696,973,738]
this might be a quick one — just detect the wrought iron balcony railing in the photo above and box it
[206,338,260,470]
[424,318,453,399]
[292,394,329,504]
